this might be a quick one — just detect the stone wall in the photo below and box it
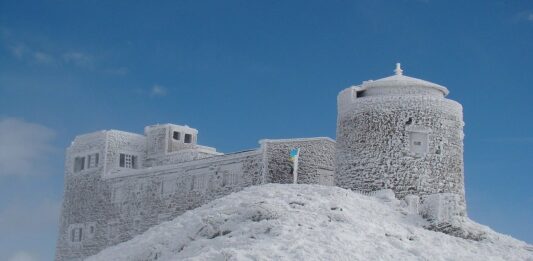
[262,138,336,185]
[336,95,465,206]
[56,131,336,261]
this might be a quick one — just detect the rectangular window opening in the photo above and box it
[119,153,138,169]
[184,134,192,143]
[173,131,180,140]
[74,157,85,172]
[87,153,99,168]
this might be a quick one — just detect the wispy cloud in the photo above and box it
[0,118,56,176]
[62,51,94,68]
[33,51,55,65]
[515,11,533,23]
[7,251,38,261]
[0,198,60,261]
[150,84,167,97]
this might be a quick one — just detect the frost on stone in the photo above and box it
[55,125,335,261]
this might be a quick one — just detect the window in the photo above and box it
[172,131,180,140]
[87,153,99,168]
[107,220,119,241]
[74,157,85,172]
[85,222,96,240]
[70,227,83,242]
[184,134,192,143]
[409,132,429,156]
[191,175,207,191]
[222,171,238,187]
[119,153,138,169]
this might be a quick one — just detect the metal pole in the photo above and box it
[293,149,299,184]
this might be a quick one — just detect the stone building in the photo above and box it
[56,64,469,260]
[55,124,335,260]
[335,63,466,218]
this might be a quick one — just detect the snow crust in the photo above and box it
[87,184,532,261]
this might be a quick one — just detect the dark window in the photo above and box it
[87,153,99,168]
[413,141,422,146]
[184,134,192,143]
[173,131,180,140]
[356,90,366,98]
[119,153,138,169]
[71,227,83,242]
[74,157,85,172]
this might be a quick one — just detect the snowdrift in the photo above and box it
[88,184,532,261]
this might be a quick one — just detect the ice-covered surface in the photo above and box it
[87,184,533,261]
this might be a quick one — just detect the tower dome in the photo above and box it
[360,63,449,97]
[335,64,466,215]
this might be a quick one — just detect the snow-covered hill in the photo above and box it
[88,184,532,261]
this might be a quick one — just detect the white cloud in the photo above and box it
[0,118,55,176]
[32,51,54,65]
[8,43,27,59]
[0,198,60,261]
[7,251,38,261]
[515,11,533,23]
[62,51,94,68]
[0,198,60,235]
[150,84,167,97]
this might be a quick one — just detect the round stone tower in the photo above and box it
[335,64,465,205]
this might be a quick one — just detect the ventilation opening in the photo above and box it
[356,90,366,98]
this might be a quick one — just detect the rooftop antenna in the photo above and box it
[394,63,403,75]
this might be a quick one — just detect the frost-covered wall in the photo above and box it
[262,138,336,185]
[335,71,466,217]
[55,126,335,261]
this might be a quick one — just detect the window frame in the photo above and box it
[118,152,139,169]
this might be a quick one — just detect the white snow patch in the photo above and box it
[88,184,533,261]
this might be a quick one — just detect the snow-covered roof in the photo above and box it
[360,63,449,96]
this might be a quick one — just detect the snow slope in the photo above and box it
[88,184,533,261]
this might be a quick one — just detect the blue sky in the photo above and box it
[0,0,532,260]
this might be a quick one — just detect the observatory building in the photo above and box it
[56,64,468,261]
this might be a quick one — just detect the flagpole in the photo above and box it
[293,149,299,184]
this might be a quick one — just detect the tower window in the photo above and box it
[70,227,83,242]
[409,132,429,156]
[172,131,180,140]
[87,153,99,168]
[74,157,85,172]
[184,134,192,143]
[119,153,138,169]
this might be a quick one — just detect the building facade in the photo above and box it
[55,124,335,260]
